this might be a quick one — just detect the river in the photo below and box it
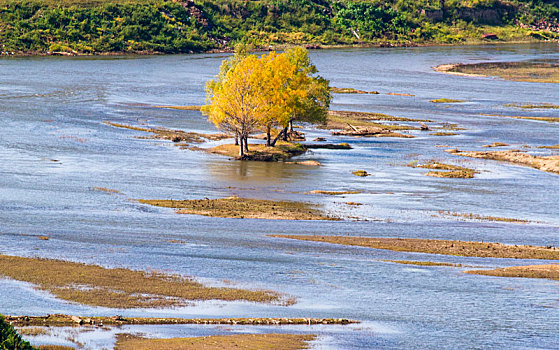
[1,43,558,349]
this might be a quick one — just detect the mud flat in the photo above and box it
[465,264,559,280]
[434,60,559,83]
[0,255,283,308]
[138,197,338,220]
[6,315,355,327]
[447,149,559,175]
[270,235,559,259]
[115,333,316,350]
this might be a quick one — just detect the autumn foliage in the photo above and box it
[202,47,330,156]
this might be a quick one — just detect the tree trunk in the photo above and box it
[270,126,288,147]
[244,135,249,152]
[234,131,239,146]
[239,136,244,157]
[289,120,293,132]
[266,125,271,147]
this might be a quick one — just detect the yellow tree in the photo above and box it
[269,47,331,146]
[202,54,269,157]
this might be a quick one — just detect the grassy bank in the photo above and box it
[0,0,557,55]
[0,254,284,308]
[271,235,559,259]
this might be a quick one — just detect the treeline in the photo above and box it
[0,0,557,55]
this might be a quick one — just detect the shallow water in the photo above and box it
[1,43,559,349]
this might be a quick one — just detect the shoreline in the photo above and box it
[1,38,553,58]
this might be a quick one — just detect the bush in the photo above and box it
[0,315,35,350]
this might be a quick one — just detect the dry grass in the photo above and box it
[325,110,428,130]
[438,210,529,223]
[331,87,379,94]
[465,264,559,280]
[430,132,458,136]
[37,346,75,350]
[430,98,466,103]
[538,144,559,149]
[91,187,119,194]
[16,327,49,336]
[505,103,559,109]
[104,121,228,144]
[482,142,509,148]
[208,142,306,161]
[138,197,337,221]
[153,105,202,111]
[307,190,361,195]
[480,114,559,123]
[115,333,316,350]
[352,170,370,177]
[409,161,477,178]
[447,149,559,175]
[386,92,414,97]
[383,260,462,267]
[6,315,355,327]
[270,235,559,259]
[0,254,283,308]
[435,60,559,83]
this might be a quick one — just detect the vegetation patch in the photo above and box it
[505,103,559,109]
[430,132,458,136]
[438,210,530,224]
[138,197,337,221]
[327,110,429,128]
[383,260,462,267]
[430,98,466,103]
[6,315,355,327]
[0,315,34,350]
[447,149,559,175]
[538,144,559,149]
[409,161,477,178]
[307,190,361,196]
[208,142,306,161]
[153,105,202,111]
[352,170,370,177]
[115,333,316,350]
[465,264,559,280]
[482,142,509,148]
[0,254,283,308]
[331,87,379,94]
[105,122,228,145]
[435,60,559,83]
[480,114,559,123]
[91,187,119,194]
[270,235,559,260]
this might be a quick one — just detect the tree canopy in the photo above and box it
[202,47,330,156]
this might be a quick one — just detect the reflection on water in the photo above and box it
[1,43,559,349]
